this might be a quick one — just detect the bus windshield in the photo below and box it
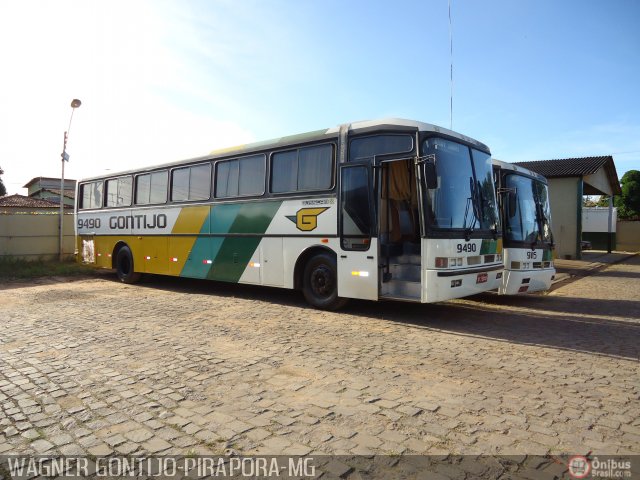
[504,174,552,244]
[422,138,498,232]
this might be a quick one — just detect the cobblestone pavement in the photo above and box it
[0,256,638,459]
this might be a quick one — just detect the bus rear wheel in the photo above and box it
[115,245,141,284]
[302,253,347,310]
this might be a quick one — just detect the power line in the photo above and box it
[449,0,453,130]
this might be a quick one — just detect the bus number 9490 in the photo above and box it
[456,243,477,253]
[78,218,101,229]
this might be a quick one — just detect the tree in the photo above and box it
[583,195,597,207]
[615,170,640,219]
[0,166,6,197]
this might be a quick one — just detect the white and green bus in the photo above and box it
[77,119,503,309]
[493,159,555,294]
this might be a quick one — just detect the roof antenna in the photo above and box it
[448,0,453,130]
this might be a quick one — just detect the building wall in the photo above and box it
[0,212,75,260]
[26,178,76,196]
[584,169,613,196]
[582,206,617,250]
[32,190,75,207]
[617,221,640,252]
[548,177,580,259]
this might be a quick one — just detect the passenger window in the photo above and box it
[171,164,211,202]
[271,144,333,193]
[136,171,168,205]
[106,176,132,207]
[216,154,265,198]
[79,181,103,209]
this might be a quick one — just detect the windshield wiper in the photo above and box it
[536,202,555,248]
[463,177,479,240]
[463,197,474,240]
[533,202,546,249]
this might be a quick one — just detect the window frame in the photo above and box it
[214,153,266,199]
[134,170,169,206]
[78,180,104,210]
[105,175,133,208]
[169,162,212,203]
[269,142,336,196]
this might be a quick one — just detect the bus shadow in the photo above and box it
[121,274,307,307]
[470,292,640,320]
[343,297,640,361]
[113,274,640,361]
[581,269,640,280]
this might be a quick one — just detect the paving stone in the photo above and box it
[354,433,382,449]
[142,438,172,453]
[21,429,42,441]
[115,442,140,455]
[31,439,55,453]
[88,444,113,456]
[124,428,154,443]
[260,436,292,452]
[50,433,74,446]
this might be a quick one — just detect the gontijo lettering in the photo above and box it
[108,214,168,230]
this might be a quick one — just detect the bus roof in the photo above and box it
[81,118,490,181]
[492,158,548,184]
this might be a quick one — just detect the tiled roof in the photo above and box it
[22,177,77,188]
[41,188,75,199]
[0,194,72,208]
[513,156,621,195]
[513,156,611,177]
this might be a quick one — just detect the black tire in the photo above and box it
[302,253,348,310]
[115,245,141,284]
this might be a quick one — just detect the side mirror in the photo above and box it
[507,191,517,218]
[423,162,438,189]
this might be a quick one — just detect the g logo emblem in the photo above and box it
[287,207,329,232]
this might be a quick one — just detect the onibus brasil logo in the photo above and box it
[287,207,329,231]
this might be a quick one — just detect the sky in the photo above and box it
[0,0,638,195]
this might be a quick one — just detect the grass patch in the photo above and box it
[0,257,96,279]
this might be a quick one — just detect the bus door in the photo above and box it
[378,157,422,298]
[337,163,378,300]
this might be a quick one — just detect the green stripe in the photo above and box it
[206,201,282,282]
[480,238,498,254]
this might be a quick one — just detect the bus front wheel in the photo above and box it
[115,245,141,284]
[302,253,347,310]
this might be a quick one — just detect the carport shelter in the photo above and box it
[513,156,621,260]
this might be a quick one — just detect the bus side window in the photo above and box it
[340,165,372,251]
[80,181,103,209]
[136,171,168,205]
[271,144,333,194]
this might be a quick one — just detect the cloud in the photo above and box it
[0,0,256,194]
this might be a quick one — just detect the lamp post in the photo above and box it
[59,98,82,262]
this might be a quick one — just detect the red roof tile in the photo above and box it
[0,194,72,208]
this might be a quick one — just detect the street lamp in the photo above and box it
[59,98,82,262]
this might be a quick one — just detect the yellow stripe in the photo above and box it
[172,206,210,234]
[169,206,210,273]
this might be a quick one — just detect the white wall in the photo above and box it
[582,207,617,233]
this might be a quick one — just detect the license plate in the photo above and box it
[476,273,488,284]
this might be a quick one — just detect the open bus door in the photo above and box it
[337,162,378,300]
[377,157,423,299]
